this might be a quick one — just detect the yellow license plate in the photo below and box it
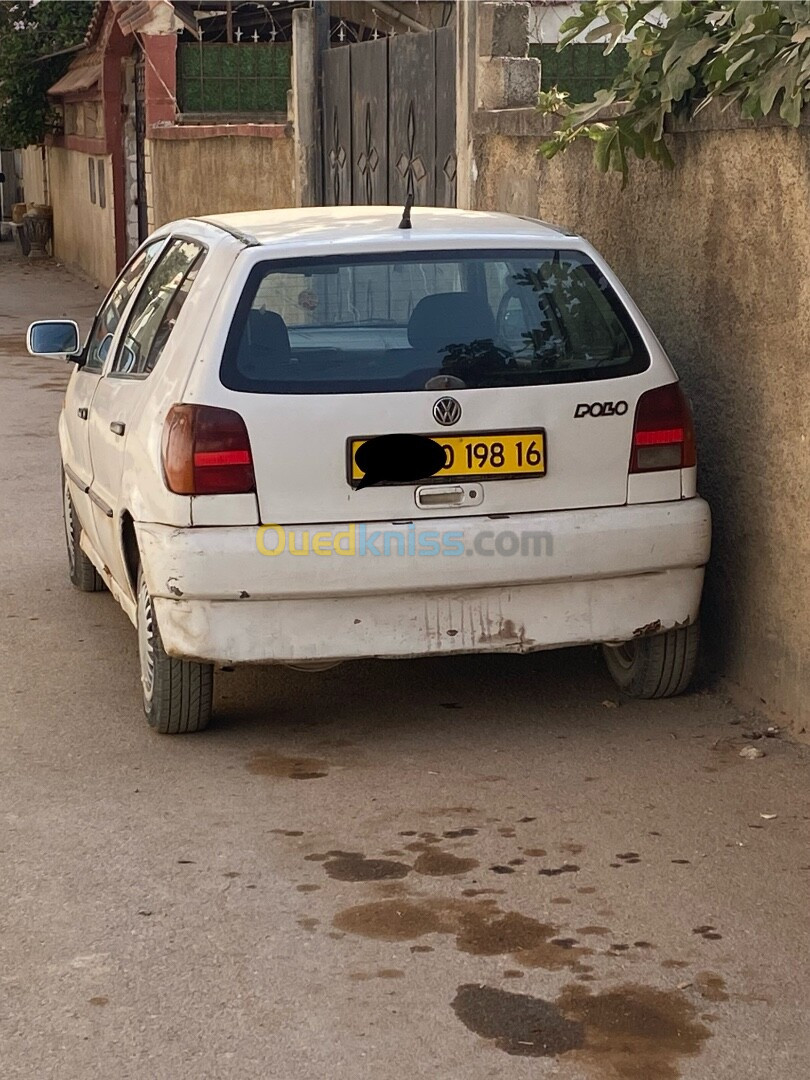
[349,430,546,487]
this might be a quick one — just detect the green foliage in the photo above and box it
[538,1,810,183]
[0,1,94,148]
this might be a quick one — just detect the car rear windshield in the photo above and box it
[220,249,650,394]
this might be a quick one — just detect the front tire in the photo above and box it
[602,621,700,699]
[62,469,105,592]
[137,567,213,734]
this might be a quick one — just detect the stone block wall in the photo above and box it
[461,3,810,730]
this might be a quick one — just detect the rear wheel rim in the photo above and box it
[63,477,76,576]
[137,577,155,705]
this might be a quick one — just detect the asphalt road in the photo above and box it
[1,246,809,1080]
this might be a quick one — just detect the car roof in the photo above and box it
[182,205,577,250]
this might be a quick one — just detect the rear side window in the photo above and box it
[220,250,649,395]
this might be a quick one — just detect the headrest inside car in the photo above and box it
[407,293,496,352]
[238,309,291,376]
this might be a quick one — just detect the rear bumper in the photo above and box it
[136,499,710,664]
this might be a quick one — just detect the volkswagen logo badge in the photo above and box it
[433,396,462,427]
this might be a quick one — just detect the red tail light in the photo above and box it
[162,404,255,495]
[630,382,696,473]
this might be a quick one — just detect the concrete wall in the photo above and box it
[471,110,810,730]
[146,133,295,228]
[48,146,116,286]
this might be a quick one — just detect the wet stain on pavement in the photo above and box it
[296,884,321,893]
[323,852,411,881]
[693,924,723,941]
[455,910,591,969]
[452,984,584,1057]
[523,848,548,857]
[333,899,447,941]
[412,848,479,876]
[452,981,711,1075]
[89,996,109,1006]
[560,982,710,1077]
[0,335,30,357]
[247,751,328,780]
[332,898,591,971]
[538,863,580,877]
[694,972,729,1002]
[443,827,478,838]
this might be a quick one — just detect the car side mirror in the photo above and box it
[27,320,82,361]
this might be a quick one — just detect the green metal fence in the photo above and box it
[177,43,292,115]
[531,43,627,103]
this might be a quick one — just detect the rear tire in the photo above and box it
[62,468,105,592]
[137,567,213,734]
[602,621,700,699]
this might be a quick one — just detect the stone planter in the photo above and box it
[22,204,53,260]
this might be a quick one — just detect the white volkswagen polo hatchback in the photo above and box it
[29,207,710,734]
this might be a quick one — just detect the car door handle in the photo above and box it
[77,407,88,420]
[110,421,126,436]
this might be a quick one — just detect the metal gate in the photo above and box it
[322,26,456,208]
[134,57,149,244]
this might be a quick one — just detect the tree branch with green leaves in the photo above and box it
[538,1,810,183]
[0,1,95,149]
